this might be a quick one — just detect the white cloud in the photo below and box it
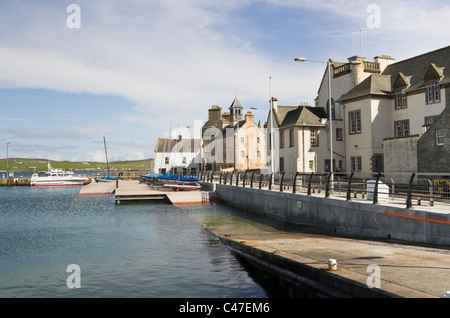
[1,0,448,161]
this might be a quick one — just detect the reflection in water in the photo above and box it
[0,187,270,298]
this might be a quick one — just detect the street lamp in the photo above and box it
[5,142,10,178]
[294,57,361,192]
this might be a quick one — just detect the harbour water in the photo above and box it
[0,186,271,298]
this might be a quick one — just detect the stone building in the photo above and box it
[417,86,450,173]
[202,97,266,172]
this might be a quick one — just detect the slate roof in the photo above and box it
[279,106,327,129]
[339,46,450,102]
[154,138,201,153]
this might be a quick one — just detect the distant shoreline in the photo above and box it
[0,158,154,173]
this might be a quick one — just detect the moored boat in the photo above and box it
[30,163,89,187]
[162,181,201,191]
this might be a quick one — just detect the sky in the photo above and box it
[1,0,449,162]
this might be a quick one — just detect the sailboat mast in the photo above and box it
[103,136,110,178]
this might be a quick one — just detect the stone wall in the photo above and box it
[216,184,450,246]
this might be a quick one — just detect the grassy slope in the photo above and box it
[0,158,154,172]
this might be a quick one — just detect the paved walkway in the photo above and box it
[192,208,450,298]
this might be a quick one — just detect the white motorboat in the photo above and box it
[30,163,89,187]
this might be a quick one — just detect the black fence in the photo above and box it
[195,171,450,209]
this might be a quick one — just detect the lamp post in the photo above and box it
[294,57,361,192]
[5,142,10,178]
[295,58,335,190]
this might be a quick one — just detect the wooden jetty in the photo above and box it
[79,179,218,206]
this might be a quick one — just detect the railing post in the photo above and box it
[373,172,381,204]
[229,172,234,185]
[250,172,255,189]
[293,172,299,194]
[225,172,228,185]
[259,174,263,189]
[235,172,240,186]
[269,173,273,190]
[219,172,223,184]
[280,172,285,192]
[406,172,416,209]
[346,172,354,201]
[210,171,214,183]
[325,172,332,198]
[242,171,247,188]
[307,173,313,196]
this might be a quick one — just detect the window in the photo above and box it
[257,151,261,159]
[280,130,285,148]
[424,116,438,131]
[257,137,260,144]
[351,156,362,172]
[394,120,409,137]
[349,110,361,134]
[395,90,407,109]
[165,157,169,164]
[310,129,319,146]
[289,128,294,147]
[336,128,343,141]
[436,129,444,146]
[427,82,440,103]
[182,157,186,164]
[240,151,245,158]
[309,160,314,171]
[279,157,284,173]
[240,137,244,144]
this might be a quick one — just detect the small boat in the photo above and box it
[30,163,89,187]
[162,181,201,191]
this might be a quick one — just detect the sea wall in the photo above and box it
[0,178,30,186]
[215,184,450,246]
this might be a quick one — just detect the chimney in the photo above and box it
[245,112,254,124]
[374,55,395,73]
[271,97,278,112]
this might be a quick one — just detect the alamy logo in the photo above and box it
[367,4,381,29]
[366,264,381,289]
[66,264,81,289]
[66,4,81,29]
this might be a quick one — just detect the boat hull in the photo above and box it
[162,183,201,191]
[30,179,88,186]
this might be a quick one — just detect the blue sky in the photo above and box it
[1,0,449,161]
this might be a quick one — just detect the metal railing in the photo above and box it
[203,171,450,209]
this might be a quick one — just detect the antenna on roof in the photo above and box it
[360,29,364,57]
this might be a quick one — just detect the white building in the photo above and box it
[337,46,449,175]
[153,136,201,175]
[266,98,328,175]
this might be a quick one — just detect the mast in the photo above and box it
[103,136,110,178]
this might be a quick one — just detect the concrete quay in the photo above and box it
[197,214,450,298]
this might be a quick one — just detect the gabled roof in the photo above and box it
[154,138,201,153]
[339,46,450,102]
[279,106,327,129]
[273,106,297,126]
[338,74,392,101]
[392,72,410,90]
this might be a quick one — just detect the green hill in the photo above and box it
[0,158,154,172]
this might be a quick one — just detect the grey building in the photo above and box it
[417,87,450,173]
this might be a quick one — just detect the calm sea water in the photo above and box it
[0,186,270,298]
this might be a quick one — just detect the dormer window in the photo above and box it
[426,82,440,104]
[395,89,407,109]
